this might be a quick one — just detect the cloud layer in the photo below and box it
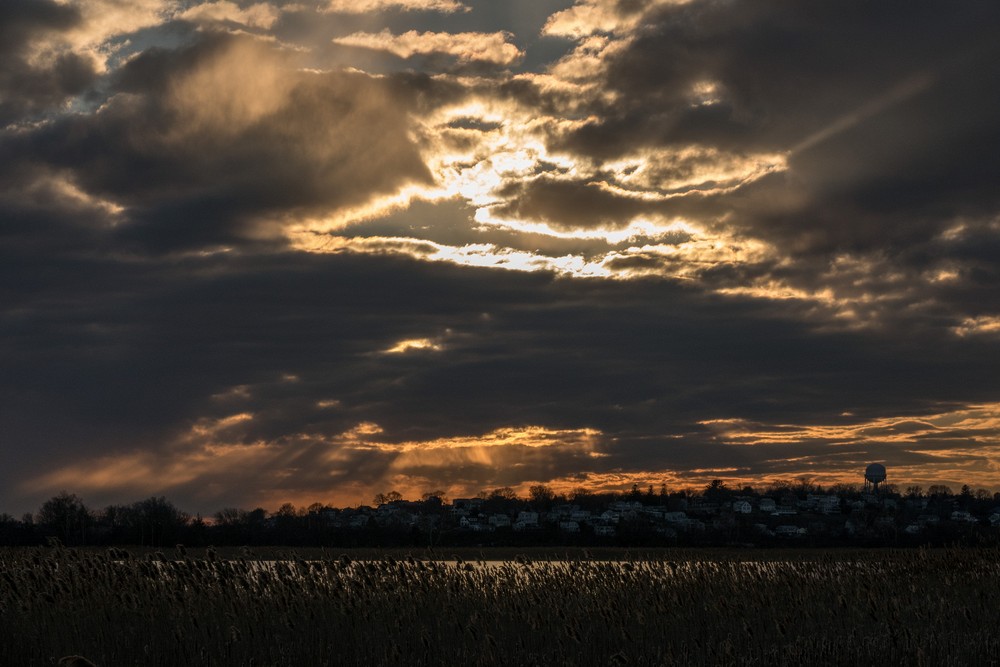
[334,29,522,66]
[3,0,1000,514]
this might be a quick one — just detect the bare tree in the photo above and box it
[529,484,555,508]
[38,492,90,546]
[373,491,403,505]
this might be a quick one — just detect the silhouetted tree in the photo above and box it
[528,484,555,509]
[0,513,27,546]
[275,503,297,518]
[214,507,245,526]
[271,503,300,542]
[480,487,519,514]
[99,504,131,542]
[131,496,187,547]
[704,480,732,503]
[420,493,444,511]
[373,491,403,505]
[490,487,518,501]
[37,492,91,545]
[793,476,819,494]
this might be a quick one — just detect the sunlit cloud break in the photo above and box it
[383,337,445,354]
[321,0,469,14]
[334,30,522,66]
[176,2,281,30]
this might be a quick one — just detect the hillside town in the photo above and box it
[4,470,1000,549]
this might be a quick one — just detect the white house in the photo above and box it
[732,500,752,514]
[516,511,539,526]
[559,520,580,533]
[594,525,616,537]
[807,494,841,514]
[610,501,644,512]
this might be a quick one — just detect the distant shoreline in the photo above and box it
[4,544,990,562]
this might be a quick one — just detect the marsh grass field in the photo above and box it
[2,546,999,666]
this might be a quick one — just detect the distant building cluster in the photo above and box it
[328,488,1000,544]
[4,465,1000,548]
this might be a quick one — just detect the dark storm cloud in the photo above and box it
[4,196,1000,511]
[3,32,446,252]
[0,0,98,125]
[494,177,648,230]
[571,0,998,155]
[557,0,1000,254]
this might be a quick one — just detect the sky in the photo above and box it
[4,0,1000,515]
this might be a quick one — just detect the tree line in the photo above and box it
[1,480,998,548]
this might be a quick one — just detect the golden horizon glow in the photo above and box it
[20,423,606,508]
[20,404,1000,511]
[699,403,1000,447]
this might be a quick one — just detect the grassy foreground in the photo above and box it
[2,547,999,665]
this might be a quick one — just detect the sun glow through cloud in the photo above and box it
[384,337,444,353]
[281,92,791,286]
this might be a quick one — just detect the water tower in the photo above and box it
[864,463,887,493]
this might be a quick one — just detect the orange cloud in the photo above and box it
[21,421,606,511]
[22,403,1000,513]
[334,30,522,66]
